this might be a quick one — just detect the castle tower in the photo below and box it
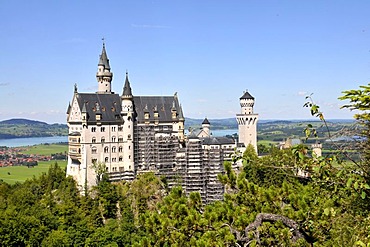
[236,91,258,152]
[202,117,211,137]
[96,43,113,94]
[121,72,135,172]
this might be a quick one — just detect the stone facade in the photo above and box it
[236,91,259,153]
[66,44,258,203]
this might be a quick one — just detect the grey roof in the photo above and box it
[133,96,183,123]
[240,91,254,100]
[76,93,122,123]
[122,72,133,97]
[202,117,210,125]
[98,44,111,70]
[66,102,71,114]
[201,136,235,145]
[188,128,203,137]
[178,104,184,120]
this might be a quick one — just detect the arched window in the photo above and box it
[91,146,97,154]
[104,157,108,163]
[119,146,123,152]
[92,137,96,143]
[128,134,131,140]
[112,146,116,153]
[112,136,116,142]
[101,137,105,143]
[104,146,109,153]
[119,156,123,162]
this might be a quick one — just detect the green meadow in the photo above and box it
[20,143,68,155]
[0,143,68,184]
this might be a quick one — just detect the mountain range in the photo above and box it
[0,118,355,139]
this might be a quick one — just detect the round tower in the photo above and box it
[121,72,135,172]
[96,43,113,94]
[202,117,211,137]
[236,90,258,153]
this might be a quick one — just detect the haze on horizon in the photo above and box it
[0,1,369,124]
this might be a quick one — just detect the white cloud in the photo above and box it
[297,91,308,96]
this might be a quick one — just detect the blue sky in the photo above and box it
[0,1,369,123]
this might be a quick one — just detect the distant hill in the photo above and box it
[0,118,68,139]
[185,118,237,130]
[0,118,49,125]
[185,117,355,131]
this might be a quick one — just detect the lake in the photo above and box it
[0,136,68,147]
[211,129,238,137]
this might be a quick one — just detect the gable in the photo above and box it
[68,95,82,122]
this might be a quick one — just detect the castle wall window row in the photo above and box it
[66,43,257,204]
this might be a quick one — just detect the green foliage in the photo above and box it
[2,83,370,245]
[91,161,106,185]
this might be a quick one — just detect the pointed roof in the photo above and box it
[98,43,110,70]
[66,102,71,114]
[178,104,184,120]
[81,102,87,113]
[202,117,210,125]
[240,91,254,100]
[122,72,133,97]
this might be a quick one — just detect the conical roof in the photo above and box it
[202,117,210,125]
[240,91,254,100]
[122,72,133,97]
[98,43,110,70]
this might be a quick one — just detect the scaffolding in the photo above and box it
[185,138,206,202]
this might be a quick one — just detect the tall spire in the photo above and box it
[122,71,133,99]
[96,41,113,94]
[98,41,111,70]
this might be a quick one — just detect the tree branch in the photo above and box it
[224,213,314,245]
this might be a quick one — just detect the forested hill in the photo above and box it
[0,118,68,139]
[185,117,354,130]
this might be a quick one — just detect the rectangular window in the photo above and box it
[101,127,105,132]
[92,127,96,132]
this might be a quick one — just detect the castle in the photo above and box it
[66,44,258,203]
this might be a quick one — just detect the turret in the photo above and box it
[202,117,211,137]
[120,72,135,173]
[240,90,255,115]
[236,90,258,153]
[121,72,134,117]
[96,42,113,94]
